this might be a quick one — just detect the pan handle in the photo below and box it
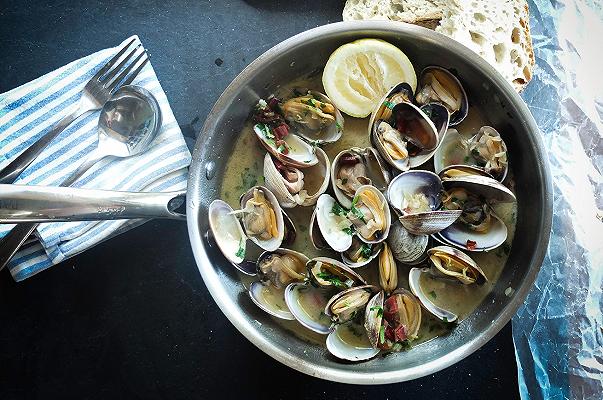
[0,184,186,223]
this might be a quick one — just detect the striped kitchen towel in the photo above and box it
[0,36,191,281]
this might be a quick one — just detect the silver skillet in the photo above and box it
[1,22,552,384]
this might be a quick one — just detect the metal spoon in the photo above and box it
[0,85,162,271]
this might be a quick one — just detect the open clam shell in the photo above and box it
[249,281,295,320]
[433,212,508,252]
[467,126,508,181]
[309,207,330,250]
[341,239,382,268]
[439,164,494,180]
[387,170,461,235]
[408,267,458,322]
[315,194,354,252]
[364,291,385,349]
[307,257,367,289]
[325,285,378,324]
[239,186,285,252]
[284,282,333,334]
[441,173,516,203]
[207,200,254,275]
[350,185,392,244]
[253,123,318,168]
[415,66,468,126]
[256,248,309,289]
[370,102,440,172]
[386,220,429,265]
[263,147,330,208]
[326,320,380,362]
[283,90,344,144]
[331,147,390,209]
[368,82,415,127]
[427,246,487,284]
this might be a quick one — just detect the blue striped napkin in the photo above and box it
[0,36,191,281]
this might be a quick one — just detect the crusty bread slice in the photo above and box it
[343,0,444,29]
[342,0,535,91]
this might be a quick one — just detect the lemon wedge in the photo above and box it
[322,39,417,118]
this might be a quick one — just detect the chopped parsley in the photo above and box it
[331,202,347,216]
[383,100,395,109]
[341,178,348,185]
[316,272,345,288]
[335,121,342,131]
[370,305,384,318]
[235,240,245,258]
[429,290,437,299]
[342,227,355,235]
[360,244,373,259]
[379,325,386,344]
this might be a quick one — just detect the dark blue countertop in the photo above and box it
[0,1,519,398]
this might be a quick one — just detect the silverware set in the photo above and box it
[0,39,169,271]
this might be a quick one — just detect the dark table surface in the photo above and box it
[0,1,520,399]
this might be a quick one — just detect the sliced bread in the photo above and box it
[342,0,535,91]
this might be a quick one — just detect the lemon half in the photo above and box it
[322,39,417,118]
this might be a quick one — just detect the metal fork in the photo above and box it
[0,38,149,184]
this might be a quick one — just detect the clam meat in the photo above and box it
[240,188,279,240]
[468,126,508,181]
[258,252,307,289]
[282,94,336,131]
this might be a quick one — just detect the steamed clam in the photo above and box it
[435,171,515,251]
[386,220,429,265]
[325,285,377,324]
[341,238,381,268]
[281,91,344,144]
[314,187,391,252]
[364,289,422,350]
[387,170,462,235]
[415,66,468,126]
[468,126,508,181]
[369,84,441,171]
[249,248,309,320]
[253,98,319,168]
[378,243,398,294]
[428,246,487,285]
[263,146,330,208]
[331,147,390,209]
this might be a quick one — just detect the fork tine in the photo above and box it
[90,37,136,82]
[119,57,149,87]
[99,43,141,84]
[106,50,147,92]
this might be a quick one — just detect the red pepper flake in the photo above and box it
[466,240,477,251]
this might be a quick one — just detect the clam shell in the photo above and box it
[263,147,331,208]
[386,220,429,264]
[427,245,488,284]
[326,321,380,361]
[352,185,392,244]
[368,82,415,128]
[408,267,458,322]
[364,291,385,349]
[307,257,367,289]
[439,164,494,180]
[208,199,249,268]
[253,123,318,168]
[315,194,353,252]
[284,282,333,334]
[331,147,390,209]
[370,102,440,171]
[378,243,398,294]
[249,281,295,320]
[441,174,516,203]
[341,239,382,268]
[433,212,508,252]
[387,170,461,235]
[288,91,344,144]
[309,208,330,250]
[256,248,309,288]
[416,66,468,126]
[324,285,378,323]
[239,186,285,251]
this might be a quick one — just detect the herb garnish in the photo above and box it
[429,290,437,299]
[235,240,245,259]
[342,227,355,235]
[316,272,345,288]
[360,244,372,259]
[370,305,384,318]
[331,202,347,216]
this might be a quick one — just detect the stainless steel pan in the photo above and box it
[2,22,553,384]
